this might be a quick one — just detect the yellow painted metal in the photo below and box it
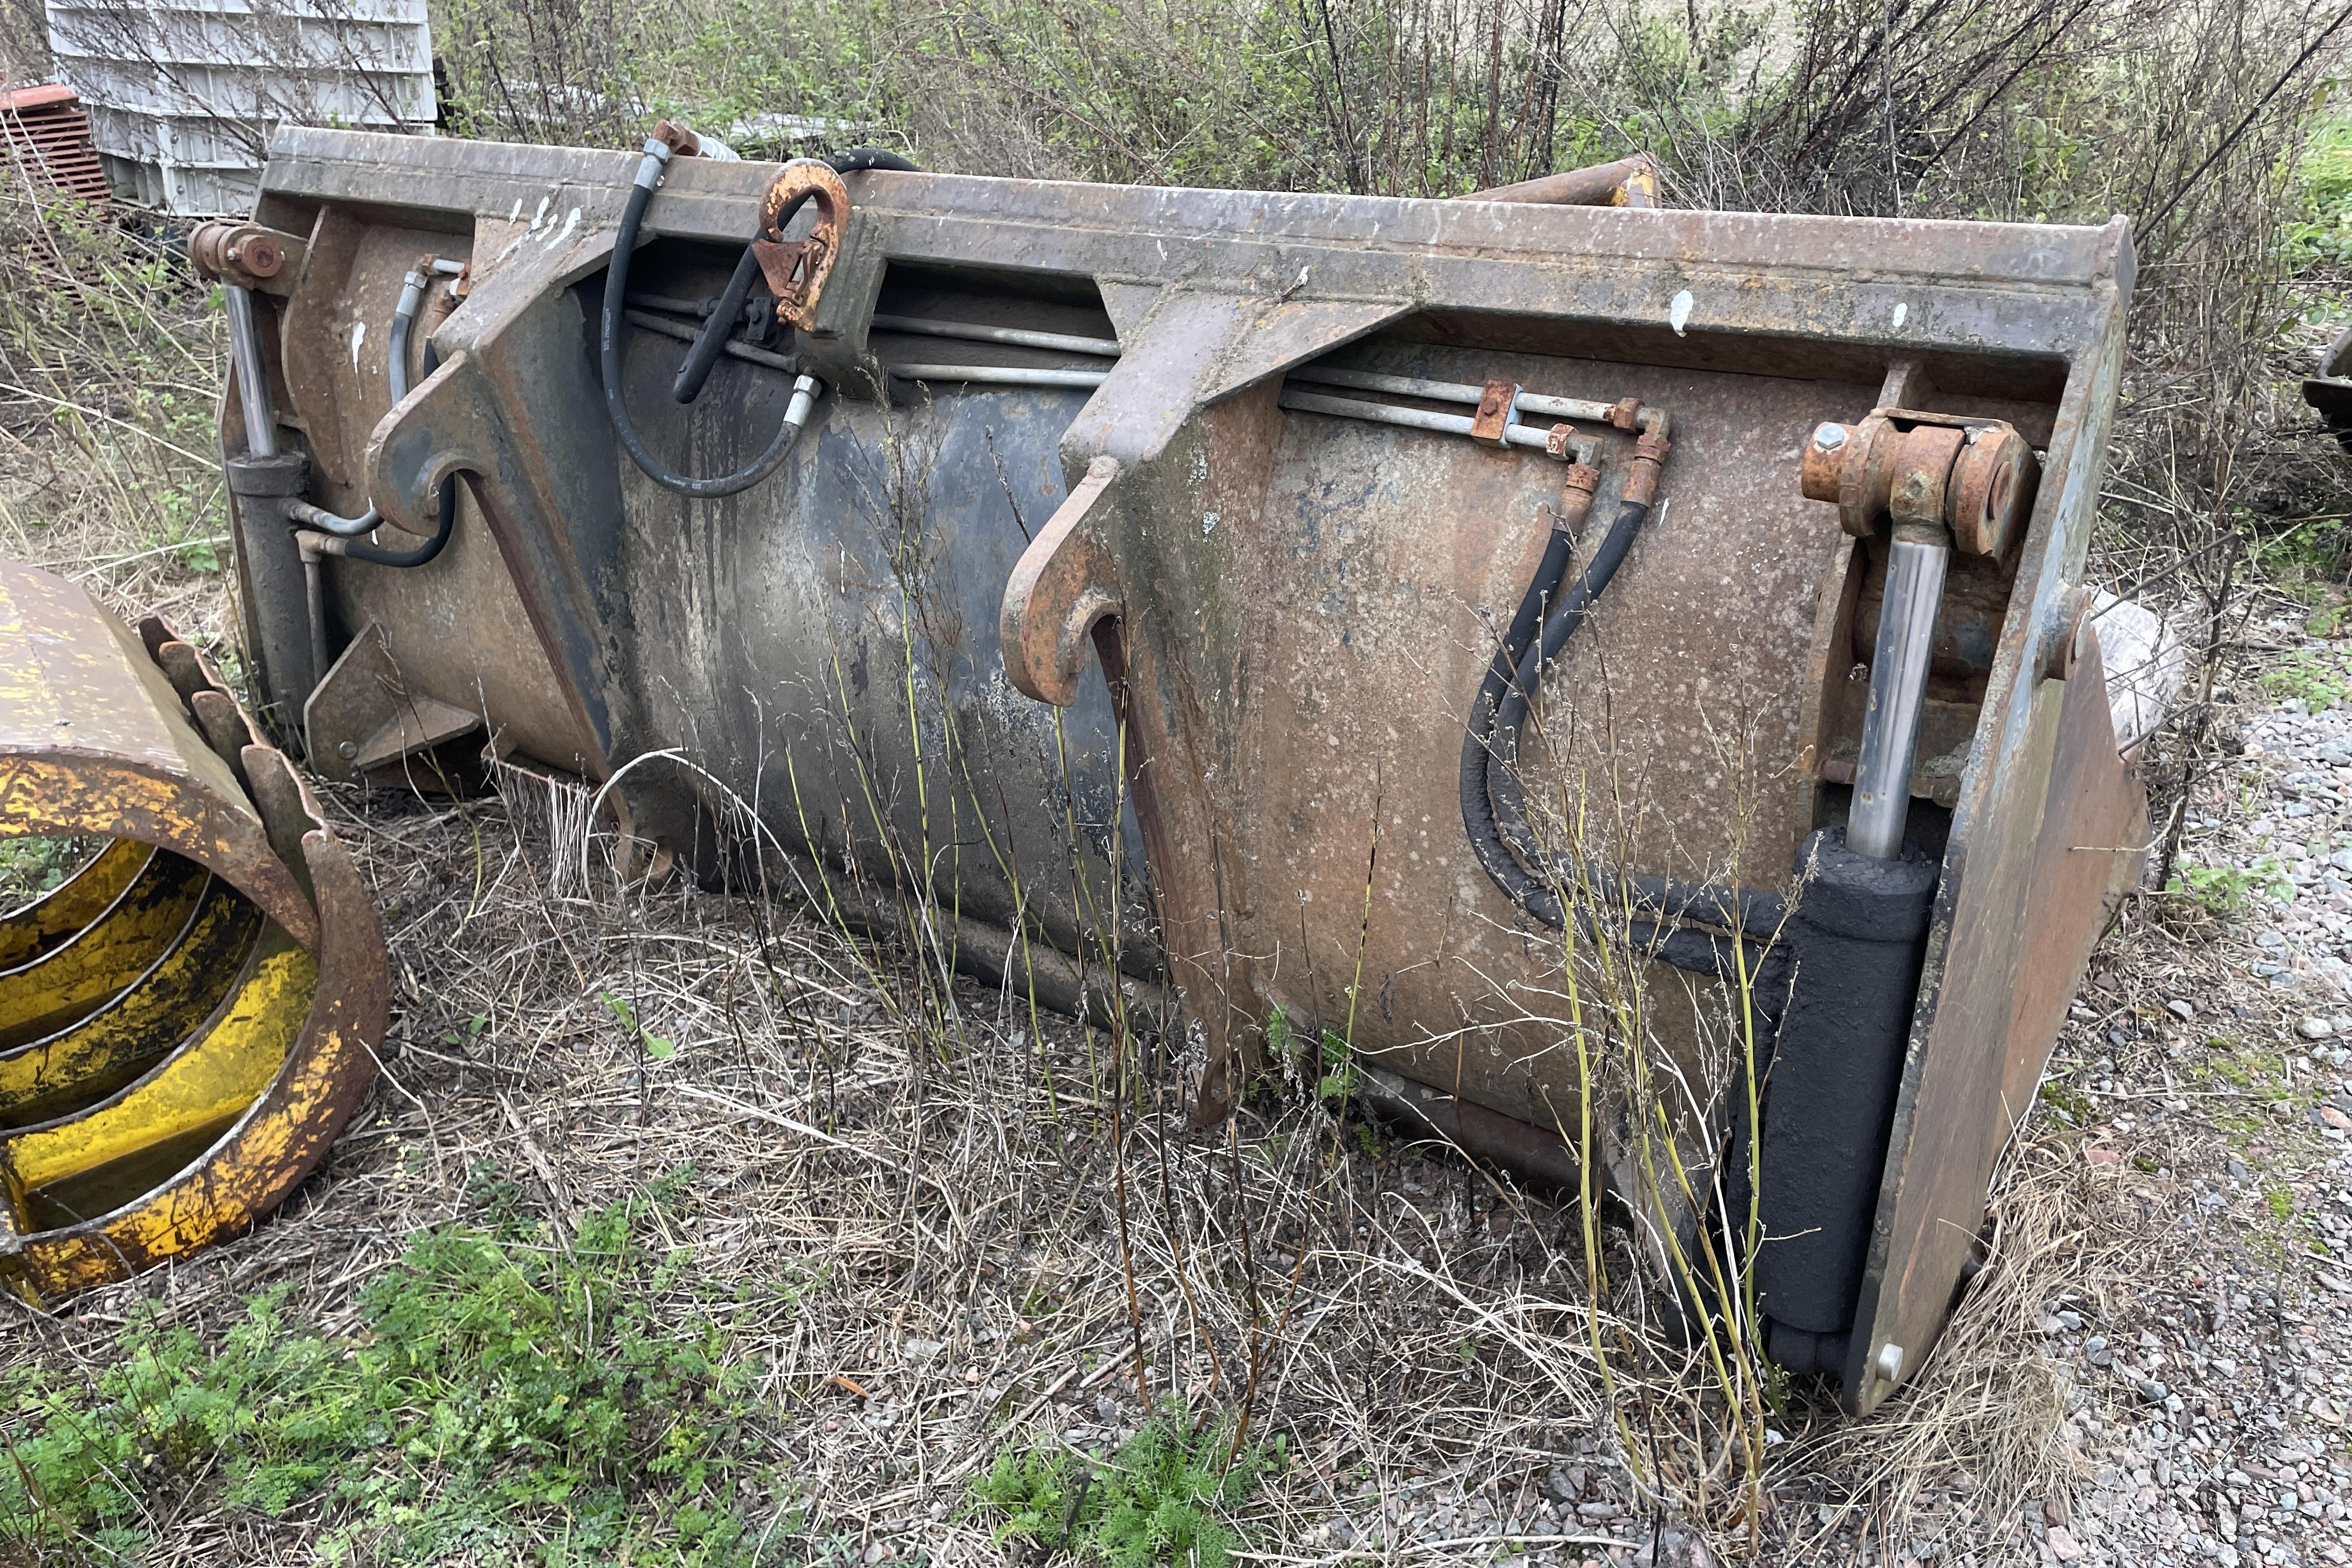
[5,828,384,1301]
[1,933,311,1222]
[0,838,149,970]
[0,877,265,1128]
[0,565,317,949]
[0,852,208,1051]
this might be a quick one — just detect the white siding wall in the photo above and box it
[46,0,435,214]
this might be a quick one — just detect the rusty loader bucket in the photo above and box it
[0,564,386,1301]
[205,127,2158,1412]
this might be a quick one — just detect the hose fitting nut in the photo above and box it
[1561,461,1601,498]
[1609,397,1643,431]
[1633,430,1672,465]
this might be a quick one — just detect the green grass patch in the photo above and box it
[2037,1079,2096,1128]
[2264,651,2351,708]
[968,1407,1282,1568]
[0,834,103,911]
[0,1177,795,1565]
[2163,855,2291,919]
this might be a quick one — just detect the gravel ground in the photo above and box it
[1951,604,2352,1568]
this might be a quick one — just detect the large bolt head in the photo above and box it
[1800,422,1854,503]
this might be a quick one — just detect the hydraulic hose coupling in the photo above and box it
[1623,429,1672,506]
[1556,461,1601,534]
[635,135,674,190]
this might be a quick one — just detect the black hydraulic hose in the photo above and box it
[1458,522,1576,905]
[329,477,457,567]
[599,138,816,499]
[1475,492,1654,930]
[1460,480,1788,961]
[825,148,918,173]
[671,244,764,404]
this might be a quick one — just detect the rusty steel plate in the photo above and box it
[227,128,2143,1405]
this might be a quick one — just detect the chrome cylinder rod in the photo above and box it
[1847,536,1949,860]
[225,284,278,459]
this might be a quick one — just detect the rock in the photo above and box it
[2135,1377,2170,1405]
[2301,1017,2339,1041]
[2087,1336,2115,1368]
[2320,1104,2351,1129]
[901,1338,942,1361]
[1637,1525,1710,1567]
[2046,1524,2084,1562]
[2170,999,2198,1021]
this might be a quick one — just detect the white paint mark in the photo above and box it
[348,320,366,372]
[530,195,550,231]
[545,206,580,249]
[506,198,522,222]
[1891,301,1908,330]
[1202,510,1220,537]
[1668,289,1694,337]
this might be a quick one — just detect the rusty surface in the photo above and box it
[188,222,303,292]
[0,565,316,948]
[1470,380,1518,445]
[1468,153,1663,208]
[1948,427,2038,558]
[232,128,2141,1402]
[304,619,487,788]
[753,160,849,332]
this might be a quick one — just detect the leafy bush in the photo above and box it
[2284,108,2352,270]
[0,1187,794,1565]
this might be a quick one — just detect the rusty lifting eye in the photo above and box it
[751,160,851,336]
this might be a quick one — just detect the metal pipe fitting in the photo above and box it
[870,314,1121,358]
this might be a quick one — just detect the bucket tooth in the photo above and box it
[0,875,265,1128]
[0,838,150,970]
[0,564,317,950]
[0,562,385,1299]
[0,852,209,1052]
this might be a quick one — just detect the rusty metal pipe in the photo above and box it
[1465,153,1661,208]
[1278,386,1596,461]
[1290,365,1623,428]
[1847,538,1948,859]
